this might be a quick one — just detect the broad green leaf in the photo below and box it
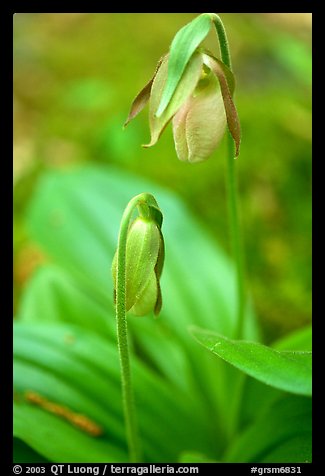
[156,13,212,116]
[16,265,115,339]
[178,451,217,463]
[14,322,215,462]
[129,317,191,392]
[190,327,312,396]
[14,438,50,463]
[262,435,312,463]
[17,264,191,394]
[14,401,127,463]
[224,395,311,463]
[236,376,281,431]
[14,326,127,445]
[236,325,312,430]
[272,325,312,351]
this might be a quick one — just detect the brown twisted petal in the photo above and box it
[203,54,241,158]
[124,56,166,127]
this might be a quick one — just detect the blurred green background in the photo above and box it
[13,13,312,342]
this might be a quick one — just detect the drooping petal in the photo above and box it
[203,53,241,157]
[124,56,165,127]
[144,51,203,148]
[172,74,227,163]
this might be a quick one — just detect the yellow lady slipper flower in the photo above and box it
[125,49,240,162]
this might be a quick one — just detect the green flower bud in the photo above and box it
[125,49,240,160]
[112,216,164,317]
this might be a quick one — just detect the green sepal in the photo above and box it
[138,193,164,229]
[129,270,157,317]
[112,217,161,312]
[156,13,212,117]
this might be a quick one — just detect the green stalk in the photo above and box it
[116,194,149,462]
[211,14,232,70]
[226,135,246,339]
[212,14,246,339]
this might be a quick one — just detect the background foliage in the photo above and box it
[13,13,312,463]
[14,13,312,340]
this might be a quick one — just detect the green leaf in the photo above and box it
[190,327,311,396]
[128,317,191,393]
[14,322,215,462]
[17,263,190,395]
[14,401,127,463]
[16,264,116,339]
[14,438,50,463]
[237,376,281,431]
[178,451,217,463]
[272,325,312,351]
[224,395,311,463]
[14,325,127,445]
[156,13,212,116]
[228,324,312,430]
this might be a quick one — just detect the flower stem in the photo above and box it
[212,14,246,339]
[116,194,147,462]
[226,134,246,339]
[211,14,232,70]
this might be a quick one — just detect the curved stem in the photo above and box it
[116,194,149,462]
[212,14,246,339]
[210,14,232,70]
